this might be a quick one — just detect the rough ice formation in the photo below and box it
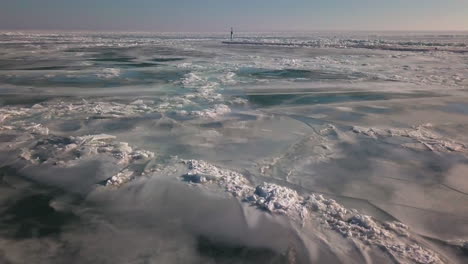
[301,195,441,263]
[247,183,308,223]
[28,123,50,135]
[219,72,237,85]
[181,72,205,87]
[72,134,155,166]
[18,132,155,169]
[0,115,7,123]
[2,121,50,136]
[0,100,160,121]
[182,160,253,197]
[50,100,160,119]
[180,160,442,264]
[96,68,121,78]
[187,104,231,119]
[106,169,135,186]
[0,96,233,123]
[352,124,467,153]
[0,66,239,122]
[0,122,154,187]
[0,107,35,123]
[64,134,154,186]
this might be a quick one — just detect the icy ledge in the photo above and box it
[181,160,442,264]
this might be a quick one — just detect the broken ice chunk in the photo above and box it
[106,169,135,186]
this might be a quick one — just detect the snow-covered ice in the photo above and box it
[0,31,467,264]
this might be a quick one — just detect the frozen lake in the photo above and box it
[0,31,468,263]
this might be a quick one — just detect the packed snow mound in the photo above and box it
[352,124,467,153]
[180,160,443,264]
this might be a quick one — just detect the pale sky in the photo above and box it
[1,0,467,31]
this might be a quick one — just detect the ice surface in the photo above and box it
[0,31,467,264]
